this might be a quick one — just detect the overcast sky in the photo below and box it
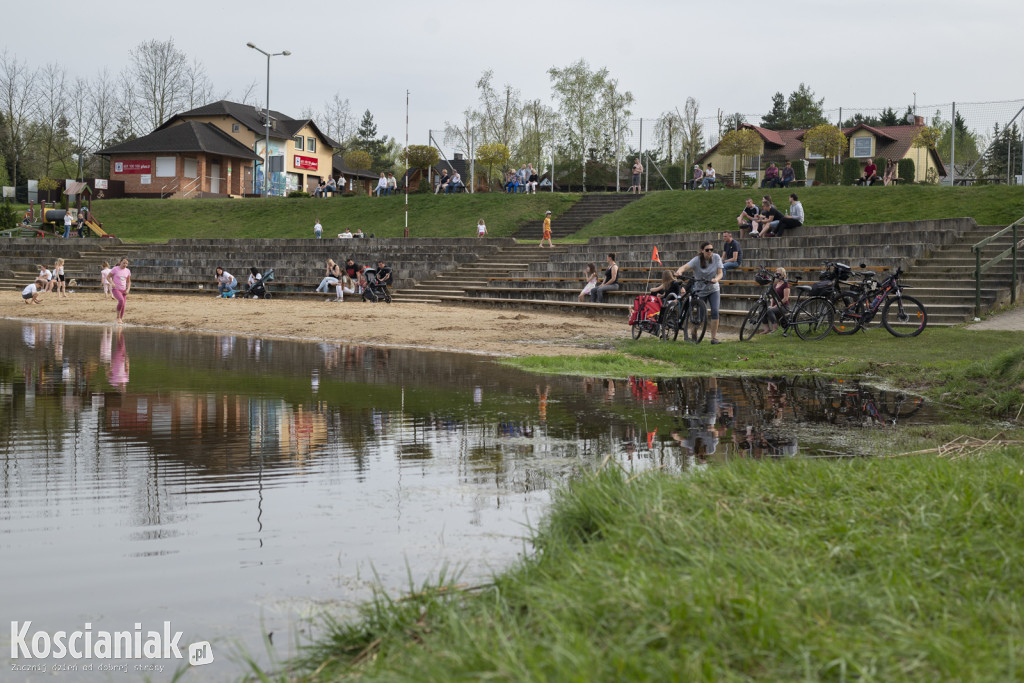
[7,0,1023,144]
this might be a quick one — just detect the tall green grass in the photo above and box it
[79,185,1024,243]
[287,455,1024,681]
[571,185,1024,240]
[88,193,577,242]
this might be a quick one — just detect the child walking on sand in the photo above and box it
[106,257,131,325]
[540,210,553,247]
[100,261,113,299]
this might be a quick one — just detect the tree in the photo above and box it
[787,83,826,129]
[760,92,790,130]
[912,125,943,182]
[680,97,705,170]
[655,110,683,163]
[983,122,1022,182]
[443,109,477,162]
[936,111,981,174]
[128,38,206,130]
[67,76,94,179]
[473,70,521,155]
[841,112,882,128]
[476,142,510,189]
[353,110,390,173]
[405,145,438,173]
[803,124,847,160]
[548,59,608,192]
[0,50,38,186]
[321,92,354,145]
[343,149,372,187]
[879,107,900,126]
[89,68,118,177]
[722,112,746,133]
[600,78,633,190]
[718,129,762,183]
[519,98,557,169]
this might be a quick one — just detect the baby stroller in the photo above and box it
[246,268,274,299]
[361,268,392,303]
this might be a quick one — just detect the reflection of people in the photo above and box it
[536,384,549,422]
[107,329,129,389]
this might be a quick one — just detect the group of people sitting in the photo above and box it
[759,161,798,188]
[315,257,392,302]
[313,177,344,197]
[22,258,71,303]
[857,158,899,186]
[504,164,540,194]
[375,172,400,196]
[736,193,804,238]
[433,169,466,194]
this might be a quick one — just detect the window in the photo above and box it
[183,158,198,178]
[307,137,316,153]
[852,137,873,158]
[293,135,304,151]
[231,124,239,133]
[806,149,823,160]
[155,156,176,177]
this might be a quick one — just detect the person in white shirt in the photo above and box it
[22,279,45,304]
[37,264,54,292]
[701,163,716,190]
[314,219,323,239]
[375,173,388,196]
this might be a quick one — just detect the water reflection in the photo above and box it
[0,321,944,680]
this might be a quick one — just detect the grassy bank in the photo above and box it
[85,193,577,242]
[287,455,1024,681]
[68,184,1024,242]
[508,327,1024,419]
[571,184,1024,240]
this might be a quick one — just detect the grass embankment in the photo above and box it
[287,457,1024,681]
[44,184,1024,243]
[509,327,1024,419]
[84,193,578,242]
[570,184,1024,240]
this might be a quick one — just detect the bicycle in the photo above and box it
[833,266,927,337]
[658,275,710,343]
[740,266,835,342]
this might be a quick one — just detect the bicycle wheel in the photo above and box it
[631,323,643,340]
[740,301,768,341]
[882,295,927,337]
[791,297,835,341]
[833,296,864,335]
[682,298,707,344]
[660,304,681,341]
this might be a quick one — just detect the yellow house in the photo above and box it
[698,119,947,186]
[156,101,340,196]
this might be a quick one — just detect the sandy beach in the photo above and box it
[1,292,624,356]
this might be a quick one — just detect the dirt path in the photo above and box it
[1,292,624,356]
[968,305,1024,331]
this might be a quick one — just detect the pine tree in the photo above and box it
[760,93,789,130]
[879,107,899,126]
[354,109,391,173]
[786,84,826,129]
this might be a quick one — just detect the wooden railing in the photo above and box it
[972,215,1024,319]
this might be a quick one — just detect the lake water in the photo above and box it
[0,320,942,680]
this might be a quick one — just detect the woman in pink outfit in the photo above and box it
[106,257,132,324]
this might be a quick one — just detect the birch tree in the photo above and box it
[548,59,608,192]
[0,50,38,185]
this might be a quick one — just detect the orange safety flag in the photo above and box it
[652,246,661,264]
[647,428,657,449]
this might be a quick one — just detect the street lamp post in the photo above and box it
[246,42,291,197]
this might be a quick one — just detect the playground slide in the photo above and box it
[83,219,110,237]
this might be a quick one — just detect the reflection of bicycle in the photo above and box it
[740,267,835,341]
[659,276,710,344]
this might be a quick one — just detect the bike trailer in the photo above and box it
[628,295,662,325]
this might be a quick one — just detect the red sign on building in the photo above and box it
[293,155,318,171]
[114,160,152,174]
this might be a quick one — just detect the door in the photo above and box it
[211,164,221,194]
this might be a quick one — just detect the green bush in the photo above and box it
[792,159,806,182]
[418,176,431,194]
[0,200,18,230]
[288,191,311,198]
[665,165,683,189]
[815,158,837,185]
[841,157,862,185]
[898,158,915,183]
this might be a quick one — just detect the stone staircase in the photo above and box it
[510,193,644,240]
[393,244,568,304]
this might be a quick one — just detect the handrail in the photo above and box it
[181,176,202,199]
[160,180,179,199]
[972,215,1024,319]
